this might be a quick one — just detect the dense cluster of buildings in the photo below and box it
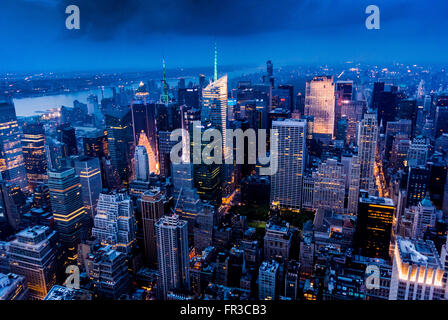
[0,56,448,301]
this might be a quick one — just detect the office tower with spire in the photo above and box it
[92,192,136,255]
[155,214,190,299]
[304,76,335,143]
[358,112,378,195]
[8,226,57,300]
[270,119,307,210]
[140,188,165,266]
[0,97,27,189]
[21,122,47,189]
[48,168,88,264]
[201,75,228,144]
[74,156,102,219]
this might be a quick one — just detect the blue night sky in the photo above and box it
[0,0,447,73]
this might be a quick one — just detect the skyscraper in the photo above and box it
[8,226,57,299]
[201,75,228,149]
[92,192,136,255]
[358,112,378,195]
[134,145,149,182]
[74,156,102,219]
[141,188,165,266]
[48,168,88,264]
[105,108,133,186]
[304,76,335,143]
[155,214,190,299]
[21,122,47,189]
[0,97,27,189]
[270,119,307,210]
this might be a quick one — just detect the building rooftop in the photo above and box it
[44,285,92,300]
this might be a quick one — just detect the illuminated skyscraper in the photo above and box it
[0,97,27,189]
[74,156,102,219]
[304,76,335,143]
[21,122,47,189]
[357,112,378,195]
[201,75,228,148]
[48,168,88,264]
[8,226,57,300]
[390,237,445,300]
[270,119,307,210]
[258,260,279,300]
[155,214,190,299]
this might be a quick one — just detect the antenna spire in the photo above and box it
[162,56,168,104]
[214,40,218,82]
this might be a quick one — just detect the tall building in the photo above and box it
[48,168,88,264]
[155,214,190,299]
[258,260,279,300]
[92,192,136,255]
[21,122,47,189]
[270,119,307,210]
[390,237,445,300]
[8,226,57,300]
[105,108,133,187]
[357,112,378,195]
[134,145,149,182]
[304,76,335,143]
[74,156,102,219]
[140,188,165,266]
[0,97,27,189]
[354,195,394,260]
[201,75,228,149]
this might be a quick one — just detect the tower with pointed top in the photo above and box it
[214,41,218,82]
[162,57,169,104]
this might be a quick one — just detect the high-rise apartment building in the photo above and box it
[155,214,190,299]
[258,260,279,300]
[358,112,378,195]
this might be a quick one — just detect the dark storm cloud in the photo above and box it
[56,0,406,40]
